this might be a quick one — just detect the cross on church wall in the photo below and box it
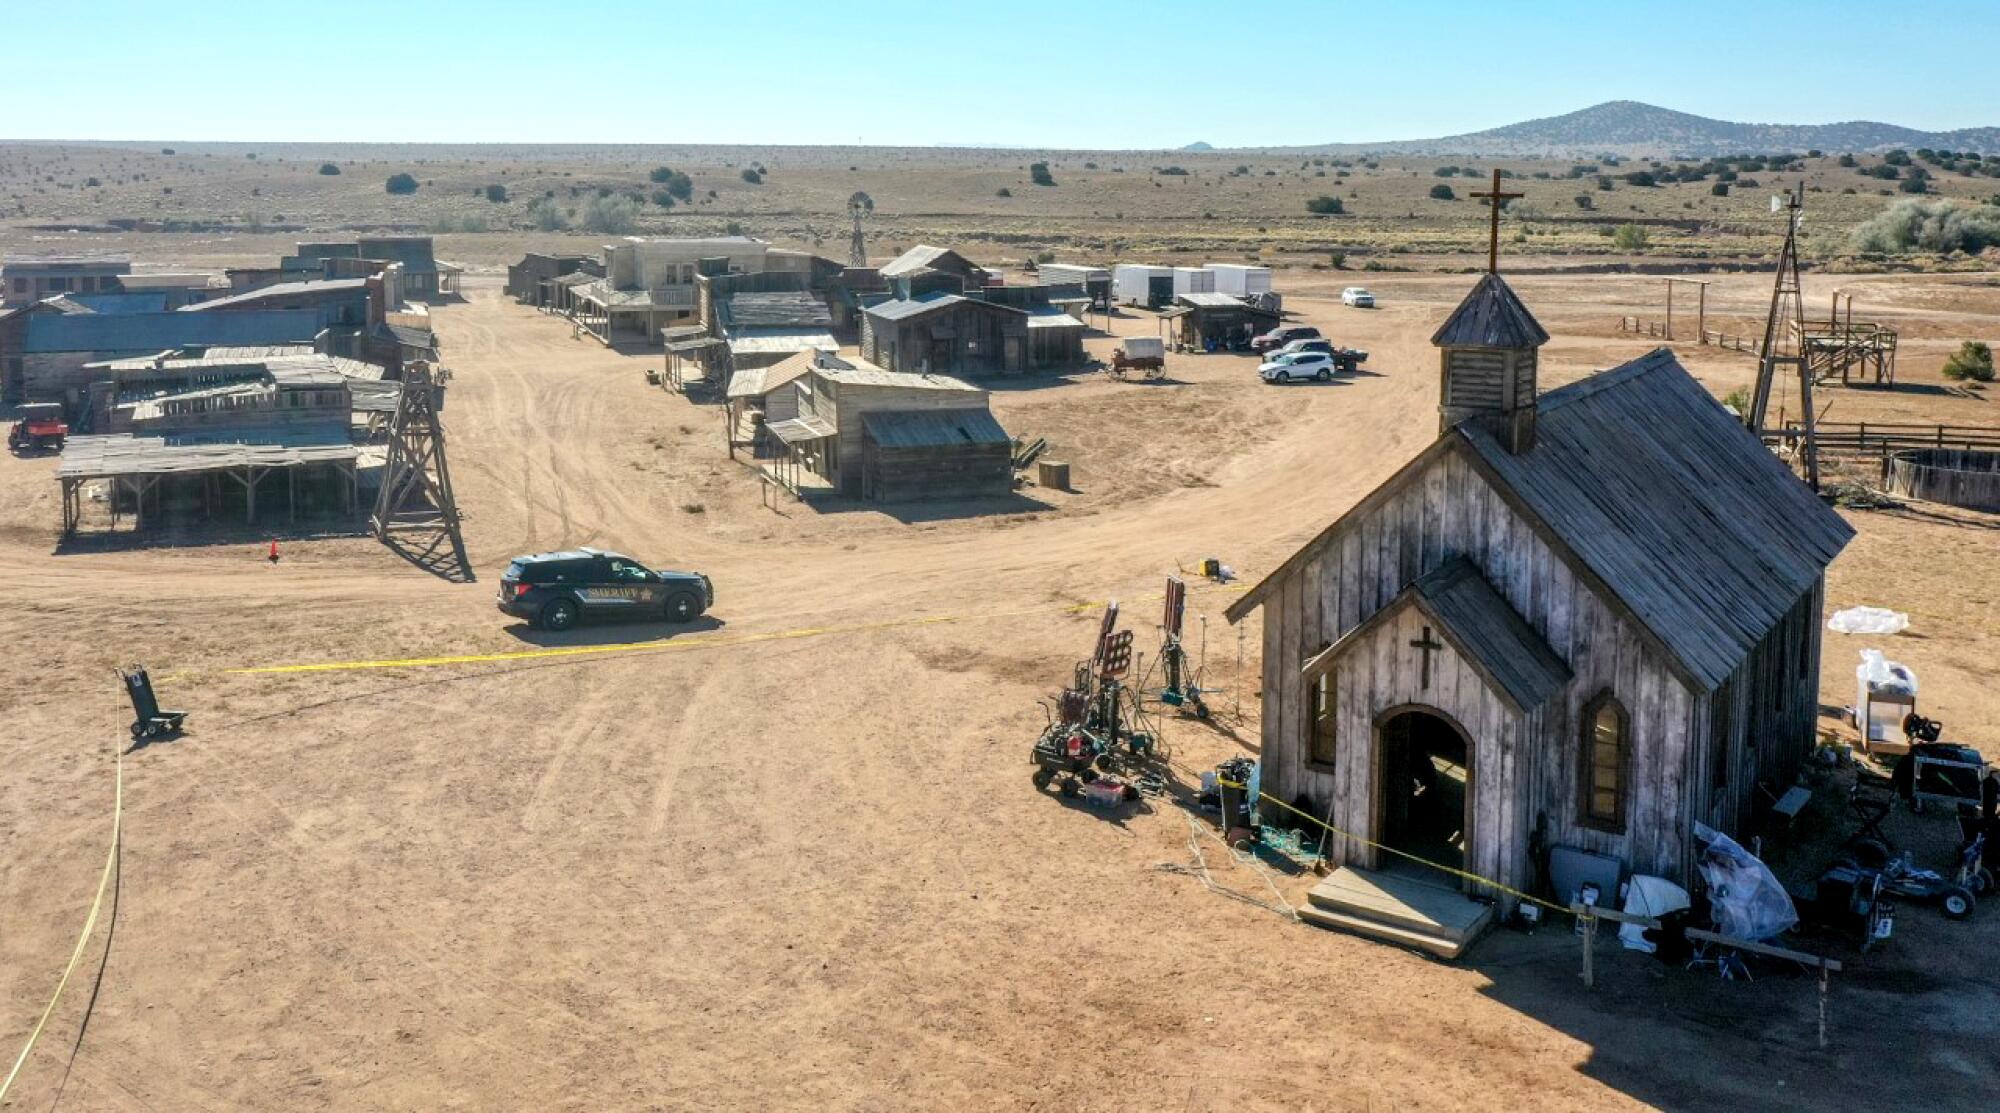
[1410,625,1445,689]
[1470,168,1524,274]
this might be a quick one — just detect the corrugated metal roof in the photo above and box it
[1431,272,1550,348]
[813,360,982,393]
[1025,311,1084,329]
[727,349,823,399]
[765,415,837,444]
[63,292,171,314]
[1177,291,1244,308]
[879,245,969,278]
[23,309,324,354]
[57,431,357,480]
[860,407,1011,449]
[863,293,964,322]
[183,278,367,312]
[727,329,838,356]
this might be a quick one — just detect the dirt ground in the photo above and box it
[2,266,1998,1111]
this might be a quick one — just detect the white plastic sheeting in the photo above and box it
[1828,606,1910,635]
[1858,648,1918,696]
[1618,875,1691,953]
[1694,824,1798,942]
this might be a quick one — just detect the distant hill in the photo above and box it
[1180,141,1214,152]
[1269,101,2000,158]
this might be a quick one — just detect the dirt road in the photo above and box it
[2,274,1997,1110]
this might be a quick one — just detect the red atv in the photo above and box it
[7,403,68,454]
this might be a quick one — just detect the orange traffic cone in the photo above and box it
[268,540,281,564]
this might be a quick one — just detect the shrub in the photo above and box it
[1612,223,1649,250]
[1942,340,1995,382]
[1898,176,1930,194]
[725,220,745,235]
[1428,184,1455,200]
[577,192,639,233]
[647,169,692,200]
[995,187,1011,197]
[1885,149,1911,166]
[318,162,341,176]
[1710,182,1730,197]
[1329,250,1346,269]
[527,195,569,231]
[740,168,763,184]
[1623,170,1657,187]
[650,189,676,208]
[160,147,175,155]
[1029,161,1056,187]
[1849,198,2000,253]
[1596,175,1615,191]
[484,184,508,203]
[1156,166,1189,176]
[1305,195,1345,215]
[385,172,419,195]
[1573,193,1594,210]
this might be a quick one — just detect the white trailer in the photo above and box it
[1172,266,1216,298]
[1038,263,1108,286]
[1112,264,1172,306]
[1205,263,1273,298]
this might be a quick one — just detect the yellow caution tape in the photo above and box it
[1,738,123,1102]
[225,579,1248,678]
[1220,780,1568,915]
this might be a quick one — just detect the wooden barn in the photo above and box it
[1225,271,1853,954]
[877,244,990,290]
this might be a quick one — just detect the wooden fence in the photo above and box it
[1618,317,1759,354]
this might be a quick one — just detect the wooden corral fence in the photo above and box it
[1617,316,1758,354]
[1884,448,2000,512]
[1768,420,2000,462]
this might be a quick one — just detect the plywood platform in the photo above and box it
[1301,867,1493,960]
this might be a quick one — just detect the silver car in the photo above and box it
[1258,351,1336,383]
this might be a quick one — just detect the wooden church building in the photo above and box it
[1225,271,1853,928]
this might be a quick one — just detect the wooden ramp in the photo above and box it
[1299,867,1493,960]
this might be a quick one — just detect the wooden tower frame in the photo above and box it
[371,361,471,579]
[1747,184,1819,489]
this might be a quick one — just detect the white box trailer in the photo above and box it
[1112,264,1172,306]
[1038,263,1109,285]
[1205,263,1272,298]
[1172,266,1216,298]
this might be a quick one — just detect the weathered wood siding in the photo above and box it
[1696,580,1824,834]
[1259,443,1701,889]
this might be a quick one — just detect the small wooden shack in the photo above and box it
[860,293,1030,376]
[759,352,1011,503]
[1160,292,1279,350]
[1225,270,1853,950]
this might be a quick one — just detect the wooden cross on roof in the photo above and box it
[1470,168,1524,274]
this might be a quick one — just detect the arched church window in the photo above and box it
[1581,692,1628,831]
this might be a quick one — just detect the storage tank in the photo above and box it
[1112,264,1172,306]
[1172,266,1216,298]
[1205,263,1272,298]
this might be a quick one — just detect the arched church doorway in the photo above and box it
[1377,706,1473,876]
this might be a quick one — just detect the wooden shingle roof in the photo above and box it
[1302,556,1571,713]
[1430,272,1549,348]
[1228,348,1853,690]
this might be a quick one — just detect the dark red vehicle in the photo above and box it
[6,403,67,453]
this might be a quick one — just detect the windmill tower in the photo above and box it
[371,361,471,579]
[1746,183,1818,489]
[846,191,873,268]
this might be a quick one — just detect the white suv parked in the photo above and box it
[1341,287,1376,308]
[1258,351,1336,383]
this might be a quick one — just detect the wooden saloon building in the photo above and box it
[1225,270,1852,950]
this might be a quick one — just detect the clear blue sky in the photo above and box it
[3,0,1992,147]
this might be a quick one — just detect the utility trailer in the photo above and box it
[1112,264,1172,308]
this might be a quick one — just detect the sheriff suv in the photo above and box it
[498,548,713,631]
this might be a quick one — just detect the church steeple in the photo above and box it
[1432,170,1548,454]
